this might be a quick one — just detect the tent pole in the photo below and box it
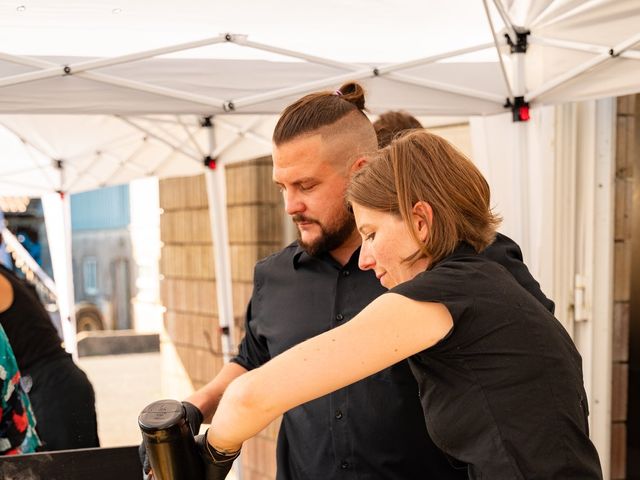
[0,124,59,188]
[228,68,373,110]
[202,119,243,480]
[233,35,361,71]
[0,53,226,109]
[530,36,640,59]
[588,97,615,479]
[512,37,531,259]
[202,120,236,363]
[42,191,77,359]
[229,61,502,112]
[0,52,228,109]
[148,136,201,178]
[237,35,493,73]
[526,31,640,102]
[66,148,150,192]
[482,0,514,100]
[213,117,272,151]
[229,42,497,111]
[386,72,505,103]
[375,43,494,73]
[117,117,203,163]
[78,71,226,109]
[177,117,206,158]
[63,36,227,74]
[208,118,265,161]
[132,116,202,127]
[0,36,227,88]
[490,0,518,43]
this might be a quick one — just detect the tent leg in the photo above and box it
[202,123,244,480]
[203,121,236,363]
[515,121,530,259]
[204,166,236,363]
[42,192,77,359]
[588,97,615,478]
[512,50,531,259]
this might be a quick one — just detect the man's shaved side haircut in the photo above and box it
[274,82,371,145]
[272,82,378,169]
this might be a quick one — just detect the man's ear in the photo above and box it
[412,201,433,242]
[349,157,368,175]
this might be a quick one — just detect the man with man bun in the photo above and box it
[141,83,553,479]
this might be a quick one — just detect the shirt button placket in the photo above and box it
[335,267,352,475]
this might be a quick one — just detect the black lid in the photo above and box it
[138,399,185,433]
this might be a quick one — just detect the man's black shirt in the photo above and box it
[232,233,553,480]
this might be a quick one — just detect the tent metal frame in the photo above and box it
[527,31,640,101]
[0,36,505,111]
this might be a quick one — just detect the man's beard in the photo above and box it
[294,208,356,257]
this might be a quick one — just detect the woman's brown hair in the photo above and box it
[348,130,501,266]
[272,82,368,145]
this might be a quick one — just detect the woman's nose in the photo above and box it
[358,244,375,271]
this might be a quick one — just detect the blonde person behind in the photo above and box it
[199,130,603,479]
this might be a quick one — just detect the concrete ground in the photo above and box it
[77,352,239,479]
[78,352,163,447]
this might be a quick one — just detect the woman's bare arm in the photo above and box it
[207,293,453,452]
[185,362,248,423]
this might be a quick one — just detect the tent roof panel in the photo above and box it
[0,56,509,116]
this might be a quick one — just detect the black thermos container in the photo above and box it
[138,399,204,480]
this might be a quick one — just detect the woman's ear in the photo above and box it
[412,201,433,242]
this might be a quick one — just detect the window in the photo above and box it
[83,257,98,296]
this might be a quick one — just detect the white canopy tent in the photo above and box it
[0,1,639,473]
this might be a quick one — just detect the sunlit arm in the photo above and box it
[185,362,248,423]
[206,293,453,452]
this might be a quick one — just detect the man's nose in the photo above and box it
[284,190,304,216]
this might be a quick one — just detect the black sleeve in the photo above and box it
[230,285,271,371]
[482,233,555,314]
[388,267,474,352]
[390,268,473,325]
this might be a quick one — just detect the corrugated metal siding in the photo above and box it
[71,185,130,231]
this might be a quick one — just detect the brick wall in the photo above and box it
[611,94,638,479]
[159,157,283,480]
[159,175,223,390]
[226,158,283,480]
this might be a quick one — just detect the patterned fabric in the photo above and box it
[0,324,40,455]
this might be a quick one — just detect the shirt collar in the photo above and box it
[292,242,362,270]
[429,241,477,269]
[292,243,308,269]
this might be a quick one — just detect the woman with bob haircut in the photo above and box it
[198,130,603,479]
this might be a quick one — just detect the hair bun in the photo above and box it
[337,82,366,110]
